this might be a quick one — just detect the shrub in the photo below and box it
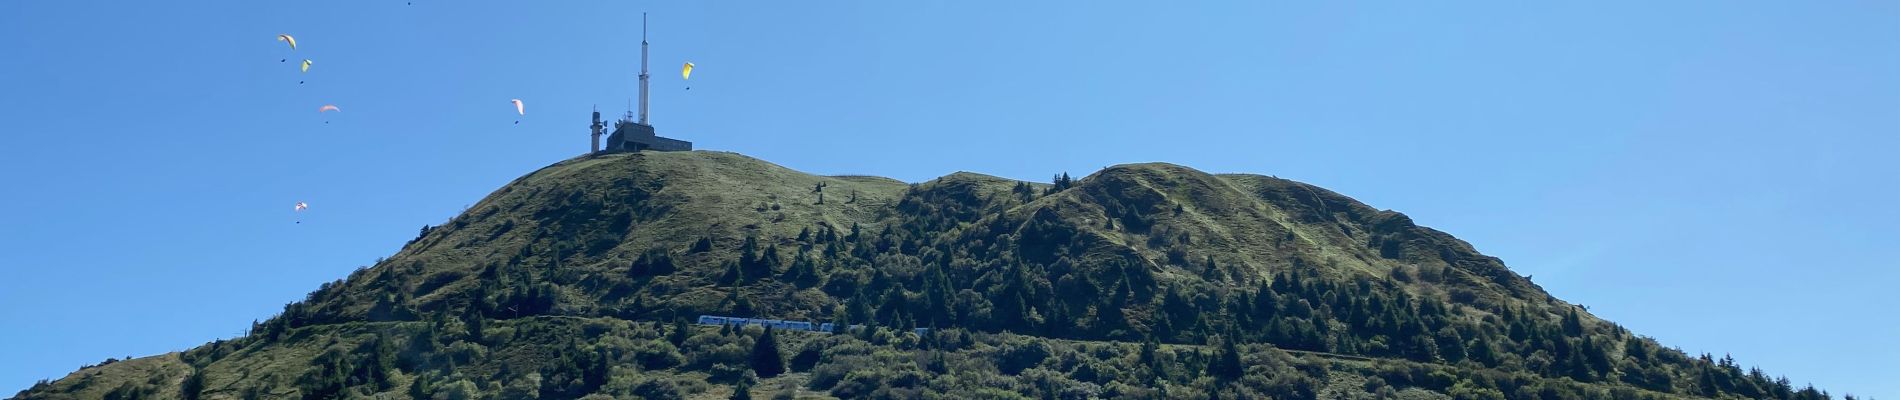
[631,378,684,400]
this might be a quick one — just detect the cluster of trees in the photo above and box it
[333,319,801,399]
[39,314,1859,400]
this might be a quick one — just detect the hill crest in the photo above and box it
[14,151,1837,400]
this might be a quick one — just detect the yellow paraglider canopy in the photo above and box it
[277,34,297,50]
[300,59,312,73]
[681,62,694,80]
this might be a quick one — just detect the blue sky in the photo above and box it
[2,1,1895,397]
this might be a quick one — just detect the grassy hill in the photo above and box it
[12,151,1844,400]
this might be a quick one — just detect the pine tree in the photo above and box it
[750,327,786,378]
[720,261,741,286]
[1152,312,1175,343]
[630,249,676,278]
[755,244,782,279]
[730,381,753,400]
[1140,339,1160,366]
[669,319,691,346]
[732,288,754,314]
[922,266,952,328]
[844,291,873,327]
[1252,285,1280,322]
[583,349,611,394]
[407,372,433,399]
[1562,308,1585,337]
[466,312,487,342]
[1210,337,1244,381]
[179,367,204,400]
[739,235,760,274]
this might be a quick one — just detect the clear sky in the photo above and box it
[2,1,1894,397]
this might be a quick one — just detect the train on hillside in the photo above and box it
[695,315,930,336]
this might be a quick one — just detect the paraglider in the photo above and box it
[510,99,524,124]
[300,59,313,73]
[681,62,695,90]
[318,105,340,113]
[276,34,297,62]
[294,201,308,224]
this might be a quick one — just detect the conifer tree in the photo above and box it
[1210,337,1244,381]
[750,327,786,378]
[739,235,760,273]
[720,261,741,286]
[179,367,204,400]
[730,381,753,400]
[1047,172,1074,193]
[755,244,782,279]
[669,319,691,346]
[1562,308,1585,337]
[1140,338,1160,366]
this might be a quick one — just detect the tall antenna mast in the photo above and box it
[637,12,651,125]
[590,105,604,153]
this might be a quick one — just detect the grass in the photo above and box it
[14,150,1757,400]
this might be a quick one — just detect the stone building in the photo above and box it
[595,111,691,153]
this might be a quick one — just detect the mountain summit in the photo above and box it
[14,151,1839,399]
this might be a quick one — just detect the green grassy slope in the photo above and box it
[13,151,1838,400]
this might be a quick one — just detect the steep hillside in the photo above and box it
[14,151,1841,400]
